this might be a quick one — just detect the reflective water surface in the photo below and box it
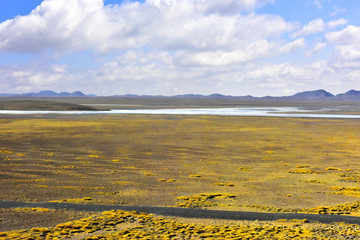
[1,107,360,118]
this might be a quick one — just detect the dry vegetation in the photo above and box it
[2,113,360,237]
[2,209,360,239]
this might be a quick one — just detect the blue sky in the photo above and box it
[0,0,359,96]
[0,0,145,22]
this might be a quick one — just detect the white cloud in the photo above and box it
[279,38,306,54]
[331,61,360,70]
[313,0,322,9]
[327,18,348,28]
[0,63,77,93]
[292,18,348,39]
[0,0,149,53]
[333,45,360,61]
[306,42,326,56]
[348,71,360,80]
[0,0,293,55]
[250,61,335,82]
[173,37,306,67]
[292,18,325,37]
[246,62,306,81]
[326,25,360,62]
[0,0,307,96]
[0,0,300,88]
[240,60,360,95]
[52,64,68,73]
[3,0,357,96]
[175,39,277,66]
[202,0,274,15]
[330,6,347,17]
[326,25,360,44]
[310,60,335,74]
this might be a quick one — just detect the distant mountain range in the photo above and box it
[1,89,360,101]
[0,90,96,97]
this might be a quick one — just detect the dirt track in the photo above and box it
[1,200,360,225]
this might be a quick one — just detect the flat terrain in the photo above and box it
[7,96,360,112]
[0,99,106,111]
[1,98,360,238]
[3,200,360,224]
[1,114,360,209]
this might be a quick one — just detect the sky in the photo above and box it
[0,0,359,96]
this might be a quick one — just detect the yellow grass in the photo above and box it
[1,115,360,210]
[2,114,360,237]
[1,209,360,239]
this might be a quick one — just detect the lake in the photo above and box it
[1,107,360,118]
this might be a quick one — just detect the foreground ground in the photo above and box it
[2,209,360,239]
[1,110,360,238]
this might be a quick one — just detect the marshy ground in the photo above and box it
[2,101,360,238]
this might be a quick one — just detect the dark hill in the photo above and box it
[343,89,360,96]
[289,89,334,99]
[2,91,92,97]
[0,100,103,111]
[335,89,360,100]
[3,89,360,102]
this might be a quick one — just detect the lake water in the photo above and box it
[1,107,360,118]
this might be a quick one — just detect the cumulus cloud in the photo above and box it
[279,38,306,54]
[292,18,325,37]
[83,51,220,95]
[326,25,360,62]
[292,17,349,39]
[246,62,306,81]
[326,25,360,44]
[330,6,347,17]
[52,64,68,73]
[175,40,276,66]
[348,70,360,80]
[313,0,322,10]
[306,42,326,56]
[0,0,150,53]
[0,0,302,80]
[2,0,355,96]
[0,0,293,55]
[333,45,360,62]
[242,60,352,95]
[202,0,274,15]
[327,18,348,28]
[0,63,77,93]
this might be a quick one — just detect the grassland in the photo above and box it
[2,106,360,238]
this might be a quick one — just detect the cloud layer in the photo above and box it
[0,0,290,54]
[0,0,359,96]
